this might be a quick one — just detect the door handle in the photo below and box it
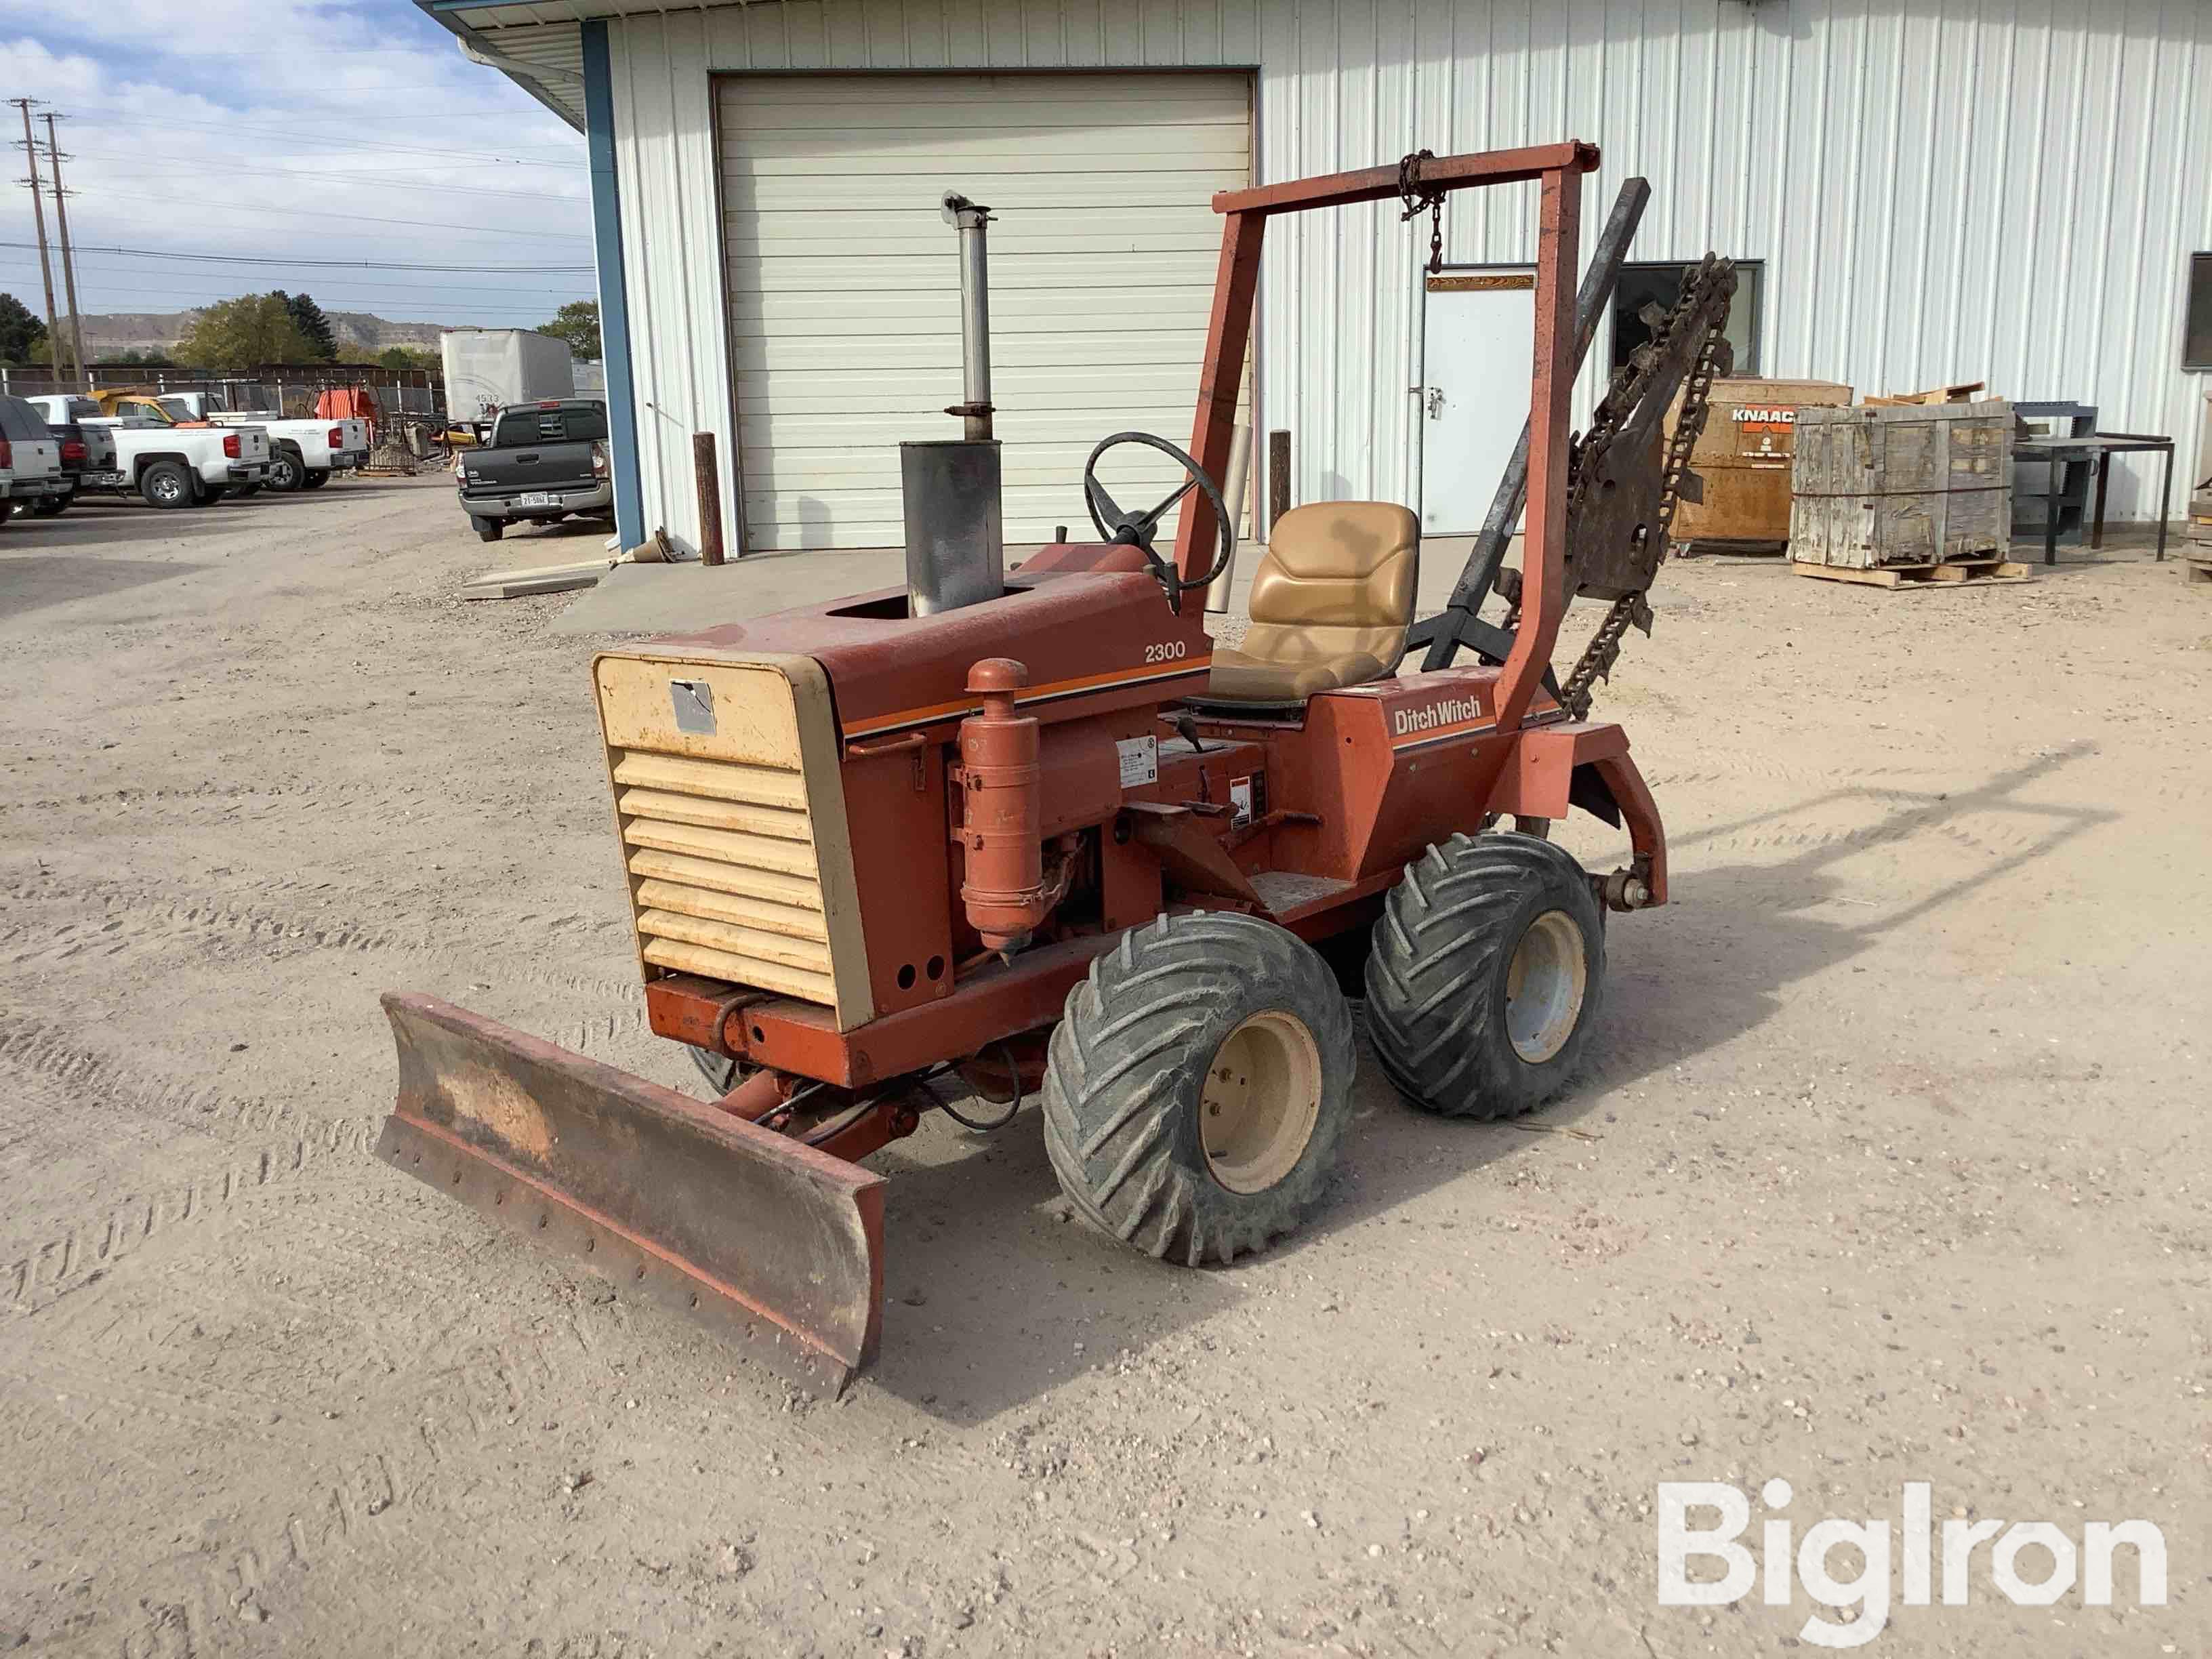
[1425,387,1445,419]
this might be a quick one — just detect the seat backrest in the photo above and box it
[1243,501,1419,675]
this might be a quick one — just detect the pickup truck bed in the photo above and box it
[457,399,613,543]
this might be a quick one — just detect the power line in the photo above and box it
[0,238,592,273]
[62,112,581,164]
[82,189,590,241]
[0,266,589,302]
[64,150,589,203]
[0,251,586,291]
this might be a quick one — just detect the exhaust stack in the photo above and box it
[902,192,1005,616]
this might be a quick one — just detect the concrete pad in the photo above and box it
[550,545,907,636]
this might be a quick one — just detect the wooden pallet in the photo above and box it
[1792,555,2032,591]
[2184,550,2212,587]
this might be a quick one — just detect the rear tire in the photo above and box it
[300,468,331,491]
[140,462,192,510]
[194,485,227,506]
[233,483,262,497]
[1042,912,1354,1266]
[266,449,304,492]
[474,518,504,543]
[1365,832,1604,1120]
[30,492,69,518]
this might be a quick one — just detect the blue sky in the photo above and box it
[0,0,593,335]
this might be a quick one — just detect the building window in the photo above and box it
[1611,261,1764,377]
[2186,253,2212,372]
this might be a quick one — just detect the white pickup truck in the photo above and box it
[26,394,271,509]
[119,393,369,493]
[1,394,66,524]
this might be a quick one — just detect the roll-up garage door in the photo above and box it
[716,70,1253,551]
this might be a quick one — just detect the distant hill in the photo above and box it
[81,309,454,357]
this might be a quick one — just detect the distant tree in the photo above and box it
[280,290,340,361]
[537,298,600,361]
[377,345,438,371]
[0,292,45,364]
[99,348,176,367]
[174,293,316,370]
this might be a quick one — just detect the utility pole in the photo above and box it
[8,98,64,384]
[41,113,87,390]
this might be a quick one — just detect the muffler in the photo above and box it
[903,191,1004,616]
[375,992,884,1395]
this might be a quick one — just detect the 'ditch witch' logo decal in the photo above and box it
[1393,694,1486,739]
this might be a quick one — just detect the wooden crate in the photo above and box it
[1789,398,2012,569]
[1669,377,1853,550]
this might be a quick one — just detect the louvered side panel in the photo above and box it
[594,653,875,1029]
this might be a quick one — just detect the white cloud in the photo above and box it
[0,14,594,335]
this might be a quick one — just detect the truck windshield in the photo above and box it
[121,399,176,426]
[493,405,608,447]
[156,398,198,422]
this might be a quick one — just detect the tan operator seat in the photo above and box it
[1204,501,1420,703]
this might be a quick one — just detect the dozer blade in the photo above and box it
[375,991,884,1396]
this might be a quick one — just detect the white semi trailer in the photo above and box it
[441,329,577,438]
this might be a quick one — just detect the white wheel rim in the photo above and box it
[1200,1011,1322,1194]
[1504,909,1587,1064]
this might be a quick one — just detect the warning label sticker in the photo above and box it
[1116,735,1159,788]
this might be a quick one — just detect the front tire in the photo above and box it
[1365,832,1605,1120]
[140,462,192,509]
[1042,912,1354,1266]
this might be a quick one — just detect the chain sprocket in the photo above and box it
[1556,255,1738,720]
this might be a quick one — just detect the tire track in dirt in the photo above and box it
[1,892,407,968]
[0,777,385,822]
[22,1231,602,1658]
[1,1110,387,1311]
[1,870,644,1012]
[34,1450,409,1659]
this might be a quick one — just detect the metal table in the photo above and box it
[2014,432,2176,565]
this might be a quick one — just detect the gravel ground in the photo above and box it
[1,477,2206,1658]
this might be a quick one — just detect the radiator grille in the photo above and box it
[613,748,837,1008]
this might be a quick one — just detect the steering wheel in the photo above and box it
[1081,431,1236,615]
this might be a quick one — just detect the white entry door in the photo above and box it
[1418,271,1536,535]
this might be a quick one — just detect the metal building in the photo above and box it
[422,0,2212,554]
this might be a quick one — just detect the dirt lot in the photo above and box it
[3,478,2207,1658]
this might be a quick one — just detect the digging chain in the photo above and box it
[1557,255,1738,720]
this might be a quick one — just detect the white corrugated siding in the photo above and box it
[718,72,1250,548]
[590,0,2212,548]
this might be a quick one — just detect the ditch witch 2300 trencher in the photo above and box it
[378,141,1736,1393]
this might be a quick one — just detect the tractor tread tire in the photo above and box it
[1042,912,1353,1267]
[1365,832,1603,1120]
